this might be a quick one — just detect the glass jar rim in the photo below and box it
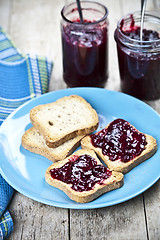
[61,0,108,25]
[116,11,160,45]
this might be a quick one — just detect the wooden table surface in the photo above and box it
[0,0,160,239]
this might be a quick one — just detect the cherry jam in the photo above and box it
[124,27,160,41]
[61,1,109,88]
[50,154,112,192]
[90,119,147,162]
[61,22,108,88]
[120,14,160,41]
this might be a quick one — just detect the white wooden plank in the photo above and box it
[121,0,155,16]
[144,181,160,240]
[144,98,160,240]
[70,196,148,240]
[105,0,123,92]
[8,192,69,240]
[0,0,11,31]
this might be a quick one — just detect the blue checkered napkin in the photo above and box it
[0,27,53,239]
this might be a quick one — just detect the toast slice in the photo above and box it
[30,95,99,148]
[22,127,85,162]
[81,119,157,174]
[45,149,124,203]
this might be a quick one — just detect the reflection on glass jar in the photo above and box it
[61,1,109,88]
[114,12,160,100]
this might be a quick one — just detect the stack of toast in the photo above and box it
[22,95,157,203]
[22,95,99,161]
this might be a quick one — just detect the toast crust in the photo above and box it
[45,149,124,203]
[30,95,99,148]
[22,127,85,162]
[81,122,157,174]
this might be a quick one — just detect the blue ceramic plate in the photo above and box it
[0,88,160,209]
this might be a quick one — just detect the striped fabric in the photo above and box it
[0,28,23,62]
[0,27,53,239]
[0,211,13,239]
[0,174,14,239]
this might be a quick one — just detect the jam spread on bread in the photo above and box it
[90,119,147,162]
[50,154,112,192]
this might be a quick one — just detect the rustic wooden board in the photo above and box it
[144,178,160,239]
[0,0,159,239]
[8,193,69,240]
[70,196,148,240]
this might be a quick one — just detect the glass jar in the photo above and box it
[114,12,160,100]
[61,1,108,88]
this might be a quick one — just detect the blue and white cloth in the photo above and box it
[0,175,14,239]
[0,27,53,239]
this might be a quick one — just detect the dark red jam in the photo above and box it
[50,154,112,192]
[61,19,108,88]
[124,27,160,41]
[90,119,147,162]
[120,14,160,41]
[115,15,160,100]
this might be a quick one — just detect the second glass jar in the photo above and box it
[114,12,160,100]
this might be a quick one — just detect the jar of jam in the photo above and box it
[61,1,108,88]
[114,12,160,100]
